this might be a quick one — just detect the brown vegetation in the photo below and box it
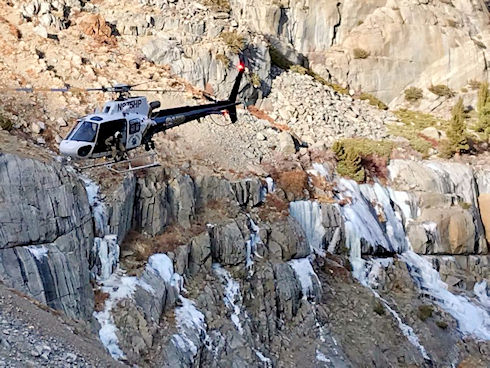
[94,289,109,312]
[276,170,309,198]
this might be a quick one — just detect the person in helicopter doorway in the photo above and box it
[105,131,127,161]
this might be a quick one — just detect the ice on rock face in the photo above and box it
[289,258,320,300]
[289,200,326,252]
[213,264,244,334]
[172,296,208,356]
[93,235,120,281]
[245,217,261,274]
[81,177,108,236]
[94,272,140,359]
[147,253,174,283]
[402,251,490,340]
[265,177,275,193]
[27,245,49,261]
[474,280,490,309]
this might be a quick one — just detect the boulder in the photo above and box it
[277,131,296,155]
[209,220,246,265]
[478,193,490,244]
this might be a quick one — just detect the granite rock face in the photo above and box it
[389,159,489,255]
[0,153,94,319]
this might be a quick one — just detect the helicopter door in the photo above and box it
[126,118,142,149]
[93,119,127,154]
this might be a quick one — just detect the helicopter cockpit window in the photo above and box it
[129,119,141,134]
[70,121,98,142]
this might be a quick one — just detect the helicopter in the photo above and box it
[11,62,246,172]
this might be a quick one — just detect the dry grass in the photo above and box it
[257,193,289,222]
[220,31,245,54]
[121,224,205,262]
[94,289,109,312]
[276,170,309,197]
[353,48,370,59]
[428,84,455,97]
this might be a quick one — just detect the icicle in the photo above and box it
[288,258,320,300]
[289,200,326,252]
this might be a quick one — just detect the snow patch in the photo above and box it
[147,253,174,283]
[245,217,261,274]
[93,271,140,360]
[27,245,48,261]
[316,350,331,363]
[172,296,208,356]
[213,264,244,334]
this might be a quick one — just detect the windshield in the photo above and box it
[69,121,98,142]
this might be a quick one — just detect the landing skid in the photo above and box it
[79,152,160,173]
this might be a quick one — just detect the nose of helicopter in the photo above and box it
[59,140,93,158]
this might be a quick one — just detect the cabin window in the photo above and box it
[69,121,97,142]
[129,119,141,134]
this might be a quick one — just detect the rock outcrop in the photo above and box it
[0,153,94,319]
[389,159,488,255]
[230,0,490,105]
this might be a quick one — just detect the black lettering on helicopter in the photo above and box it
[117,99,143,112]
[165,115,185,125]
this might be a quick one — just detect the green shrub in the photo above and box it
[459,202,471,210]
[220,31,245,54]
[359,92,388,110]
[289,64,309,75]
[473,39,486,49]
[460,87,468,93]
[391,109,448,156]
[0,112,13,131]
[215,53,230,66]
[428,84,455,98]
[269,46,293,70]
[404,87,423,102]
[250,72,261,88]
[332,138,393,182]
[444,98,469,156]
[436,320,448,329]
[353,48,370,59]
[417,304,434,321]
[373,300,385,315]
[468,79,481,90]
[202,0,231,11]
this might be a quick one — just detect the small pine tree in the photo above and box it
[445,98,468,156]
[334,142,365,182]
[476,81,490,137]
[477,81,489,113]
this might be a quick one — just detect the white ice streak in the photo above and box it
[27,245,49,261]
[289,200,326,252]
[254,349,272,367]
[401,251,490,340]
[316,350,331,363]
[376,290,430,360]
[93,272,140,360]
[81,177,108,236]
[213,264,244,334]
[289,258,320,299]
[245,217,261,273]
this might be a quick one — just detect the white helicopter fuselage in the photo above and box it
[59,96,154,159]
